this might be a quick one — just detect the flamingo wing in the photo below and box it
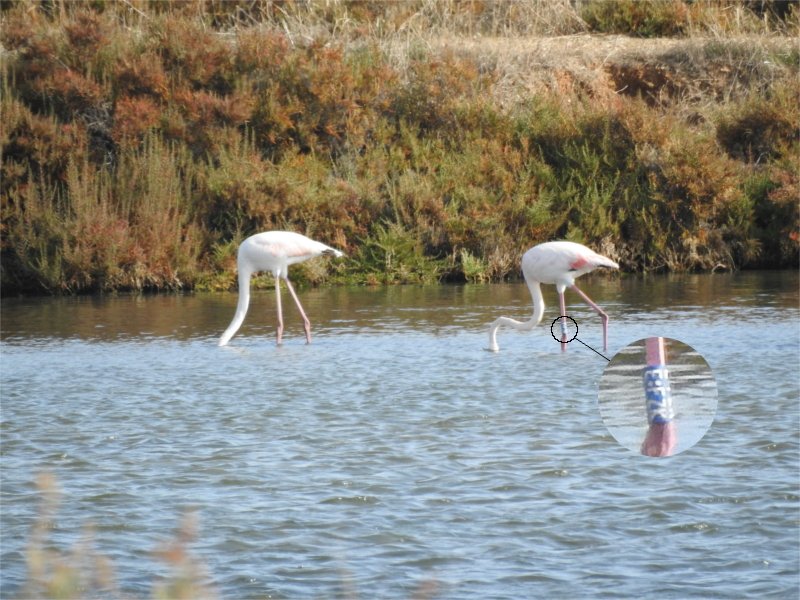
[523,241,618,285]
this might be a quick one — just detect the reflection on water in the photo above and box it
[1,271,799,599]
[3,270,798,343]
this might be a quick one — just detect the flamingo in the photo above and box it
[218,231,344,347]
[488,241,618,353]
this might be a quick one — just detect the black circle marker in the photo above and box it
[550,316,578,344]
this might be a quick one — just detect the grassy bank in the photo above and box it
[1,0,798,295]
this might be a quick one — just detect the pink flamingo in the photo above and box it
[488,241,618,352]
[219,231,344,346]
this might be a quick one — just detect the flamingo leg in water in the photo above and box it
[570,284,610,351]
[284,278,312,344]
[275,277,284,345]
[558,291,568,352]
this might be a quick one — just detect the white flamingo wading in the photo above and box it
[218,231,344,347]
[488,241,618,353]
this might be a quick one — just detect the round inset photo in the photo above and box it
[598,337,718,457]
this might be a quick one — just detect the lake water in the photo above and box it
[2,271,799,599]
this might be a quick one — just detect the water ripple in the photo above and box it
[1,274,799,598]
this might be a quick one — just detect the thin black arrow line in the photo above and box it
[550,315,610,361]
[575,337,610,361]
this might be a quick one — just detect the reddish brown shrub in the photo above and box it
[112,96,161,147]
[64,10,108,63]
[114,54,169,99]
[234,29,290,75]
[34,69,105,120]
[390,52,483,135]
[3,104,88,183]
[0,10,38,52]
[149,17,233,93]
[717,103,796,162]
[0,11,61,93]
[171,88,254,129]
[766,164,800,252]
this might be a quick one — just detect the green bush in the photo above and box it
[581,0,690,37]
[716,85,799,163]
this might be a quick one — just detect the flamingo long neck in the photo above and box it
[526,279,545,326]
[487,280,545,351]
[218,266,253,346]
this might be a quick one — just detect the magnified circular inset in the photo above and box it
[598,337,718,457]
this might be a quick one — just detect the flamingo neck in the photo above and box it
[487,280,545,352]
[218,266,253,346]
[235,266,253,307]
[526,279,545,326]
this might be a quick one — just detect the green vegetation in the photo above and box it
[1,0,798,295]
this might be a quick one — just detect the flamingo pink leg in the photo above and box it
[558,291,568,352]
[641,337,678,457]
[284,278,312,344]
[275,278,284,344]
[570,284,610,351]
[645,336,665,365]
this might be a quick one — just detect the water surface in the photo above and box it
[2,271,798,598]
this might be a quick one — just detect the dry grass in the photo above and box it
[425,34,797,111]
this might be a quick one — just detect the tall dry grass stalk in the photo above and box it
[18,473,216,599]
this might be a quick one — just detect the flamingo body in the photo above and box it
[219,231,343,347]
[488,241,618,352]
[521,241,618,290]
